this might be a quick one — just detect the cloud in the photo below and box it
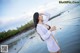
[0,0,60,32]
[1,0,74,32]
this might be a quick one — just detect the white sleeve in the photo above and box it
[37,26,51,40]
[43,12,50,24]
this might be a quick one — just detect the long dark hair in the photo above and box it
[33,12,44,41]
[33,12,39,28]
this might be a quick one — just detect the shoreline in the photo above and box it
[0,28,35,45]
[0,22,34,43]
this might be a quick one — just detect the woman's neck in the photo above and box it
[38,20,43,24]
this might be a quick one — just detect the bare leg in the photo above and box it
[50,51,58,53]
[57,50,61,53]
[50,52,57,53]
[50,50,60,53]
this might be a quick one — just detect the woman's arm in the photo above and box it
[39,12,50,18]
[37,25,56,40]
[37,26,52,40]
[39,12,50,24]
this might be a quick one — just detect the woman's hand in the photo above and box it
[50,26,56,31]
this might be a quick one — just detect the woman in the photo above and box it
[33,12,60,53]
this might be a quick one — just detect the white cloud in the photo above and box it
[1,0,77,31]
[0,0,63,27]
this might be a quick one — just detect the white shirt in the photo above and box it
[36,13,60,52]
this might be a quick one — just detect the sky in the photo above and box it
[0,0,79,32]
[0,0,59,18]
[0,0,59,32]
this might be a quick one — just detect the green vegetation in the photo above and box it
[0,20,34,42]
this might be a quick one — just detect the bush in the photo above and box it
[0,20,34,42]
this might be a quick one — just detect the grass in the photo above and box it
[0,20,34,42]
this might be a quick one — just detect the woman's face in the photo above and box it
[38,15,43,21]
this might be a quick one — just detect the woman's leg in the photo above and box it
[57,50,61,53]
[50,50,61,53]
[50,51,58,53]
[50,51,60,53]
